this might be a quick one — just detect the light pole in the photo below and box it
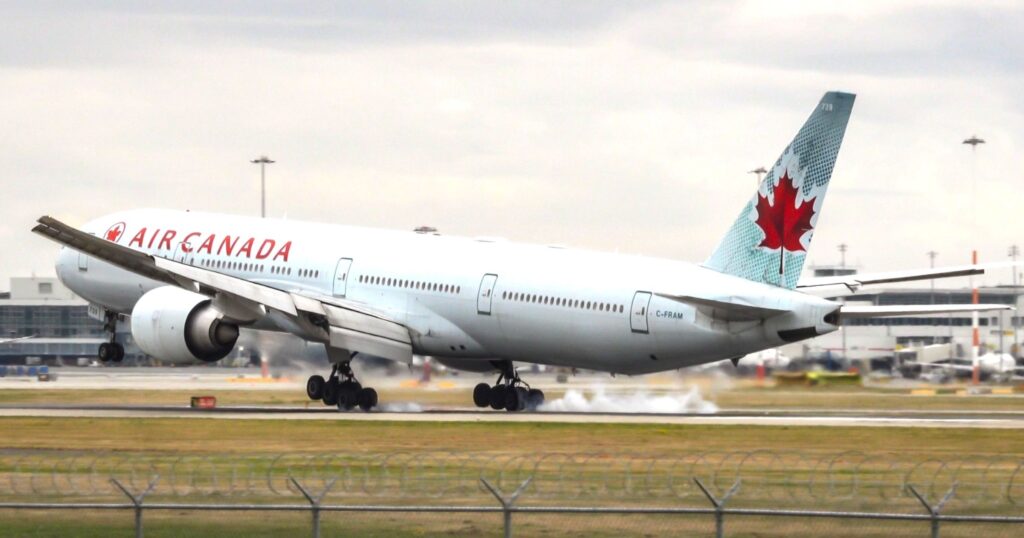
[250,156,275,218]
[927,251,938,305]
[748,166,767,187]
[962,135,984,383]
[1010,245,1020,358]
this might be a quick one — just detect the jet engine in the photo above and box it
[131,286,239,364]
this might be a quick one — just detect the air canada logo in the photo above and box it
[753,169,817,281]
[753,170,815,253]
[104,222,126,243]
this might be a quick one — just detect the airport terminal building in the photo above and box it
[0,276,143,365]
[781,266,1023,362]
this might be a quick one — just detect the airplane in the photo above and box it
[32,90,1013,412]
[0,336,34,345]
[918,353,1024,382]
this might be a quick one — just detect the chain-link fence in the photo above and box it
[1,449,1022,537]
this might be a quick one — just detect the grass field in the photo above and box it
[1,383,1022,537]
[1,416,1023,454]
[6,508,1012,538]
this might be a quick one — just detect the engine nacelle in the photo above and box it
[131,286,239,364]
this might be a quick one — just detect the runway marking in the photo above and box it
[0,405,1021,428]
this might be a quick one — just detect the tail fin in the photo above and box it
[704,91,855,289]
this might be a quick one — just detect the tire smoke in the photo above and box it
[539,385,718,414]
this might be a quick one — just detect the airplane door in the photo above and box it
[78,234,94,271]
[477,273,498,315]
[333,258,354,297]
[172,242,190,264]
[630,291,652,334]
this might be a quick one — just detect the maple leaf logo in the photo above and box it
[104,222,125,243]
[754,170,815,253]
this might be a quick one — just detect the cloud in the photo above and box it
[1,1,1022,288]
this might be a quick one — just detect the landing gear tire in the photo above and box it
[489,385,508,410]
[505,387,528,412]
[338,380,362,410]
[314,355,379,412]
[97,343,113,362]
[481,361,538,412]
[527,389,545,410]
[98,310,123,364]
[357,388,378,412]
[322,380,340,406]
[111,343,125,363]
[306,375,326,401]
[473,383,492,408]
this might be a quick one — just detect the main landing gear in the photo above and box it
[473,361,544,412]
[97,310,124,363]
[306,361,378,412]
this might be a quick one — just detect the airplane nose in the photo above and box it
[55,247,76,286]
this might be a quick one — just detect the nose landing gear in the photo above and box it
[306,360,378,412]
[97,310,124,363]
[473,361,544,412]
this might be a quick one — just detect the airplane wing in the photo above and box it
[658,294,788,322]
[918,362,1024,373]
[840,304,1013,318]
[0,336,34,344]
[797,262,1020,297]
[32,216,413,363]
[918,362,974,372]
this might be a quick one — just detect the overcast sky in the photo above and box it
[3,1,1022,288]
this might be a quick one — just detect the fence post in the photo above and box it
[110,476,160,538]
[908,483,957,538]
[694,478,741,538]
[290,476,337,538]
[481,476,532,538]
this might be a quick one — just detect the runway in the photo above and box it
[1,403,1022,428]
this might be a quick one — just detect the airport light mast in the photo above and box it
[250,156,275,218]
[1010,245,1020,358]
[748,166,767,187]
[927,250,938,305]
[963,135,984,383]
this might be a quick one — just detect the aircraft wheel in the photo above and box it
[506,387,528,412]
[489,385,508,410]
[306,375,326,400]
[322,379,340,406]
[97,343,113,362]
[527,389,545,410]
[473,383,491,408]
[357,387,378,412]
[338,380,360,410]
[111,343,125,363]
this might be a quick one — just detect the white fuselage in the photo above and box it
[55,209,838,374]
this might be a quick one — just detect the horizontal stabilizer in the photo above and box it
[841,304,1012,319]
[659,294,788,322]
[798,262,1021,297]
